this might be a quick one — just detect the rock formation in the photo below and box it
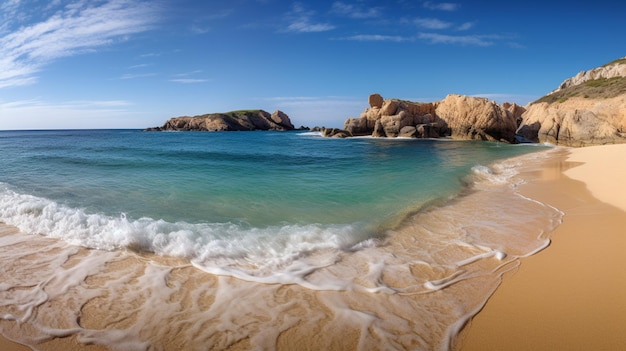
[341,94,522,143]
[517,58,626,146]
[341,57,626,146]
[147,110,295,132]
[517,95,626,146]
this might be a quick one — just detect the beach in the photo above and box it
[457,144,626,350]
[1,142,625,350]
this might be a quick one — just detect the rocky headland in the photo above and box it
[146,109,295,132]
[516,57,626,146]
[325,57,626,146]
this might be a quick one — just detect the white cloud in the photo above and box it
[169,70,208,83]
[170,78,208,84]
[115,73,156,80]
[285,3,335,33]
[0,0,160,89]
[418,32,495,46]
[331,2,382,19]
[414,17,453,30]
[457,21,475,31]
[287,22,336,33]
[335,34,410,42]
[423,2,460,11]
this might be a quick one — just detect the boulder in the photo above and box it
[322,128,353,138]
[380,99,399,116]
[270,110,295,129]
[399,126,417,138]
[434,94,517,142]
[368,93,384,108]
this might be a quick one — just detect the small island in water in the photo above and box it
[146,109,298,132]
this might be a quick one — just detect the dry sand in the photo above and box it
[457,144,626,350]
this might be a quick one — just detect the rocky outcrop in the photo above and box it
[147,110,295,132]
[517,96,626,146]
[321,128,353,138]
[517,58,626,146]
[341,94,522,142]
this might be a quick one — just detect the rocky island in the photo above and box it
[146,109,295,132]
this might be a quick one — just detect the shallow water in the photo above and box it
[0,130,562,350]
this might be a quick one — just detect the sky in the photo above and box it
[0,0,625,130]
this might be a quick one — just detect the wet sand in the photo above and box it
[457,144,626,350]
[0,336,31,351]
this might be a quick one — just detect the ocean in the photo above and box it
[0,129,563,350]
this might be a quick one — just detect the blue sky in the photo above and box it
[0,0,624,129]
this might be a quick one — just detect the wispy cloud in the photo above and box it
[418,32,496,46]
[457,21,475,31]
[189,9,234,34]
[170,78,208,84]
[335,34,411,42]
[423,2,460,11]
[0,0,160,89]
[285,3,335,33]
[331,2,382,19]
[414,17,453,30]
[170,70,209,84]
[128,63,152,69]
[115,73,157,80]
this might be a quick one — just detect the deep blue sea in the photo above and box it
[0,129,550,267]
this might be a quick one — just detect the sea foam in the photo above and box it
[0,183,368,282]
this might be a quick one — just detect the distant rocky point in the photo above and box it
[324,93,523,143]
[146,110,296,132]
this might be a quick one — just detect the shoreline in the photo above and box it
[2,144,623,350]
[456,144,626,350]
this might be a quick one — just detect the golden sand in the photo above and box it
[457,144,626,350]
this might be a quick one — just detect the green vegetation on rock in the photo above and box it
[534,76,626,104]
[603,58,626,67]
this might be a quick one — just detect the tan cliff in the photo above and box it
[517,57,626,146]
[518,95,626,146]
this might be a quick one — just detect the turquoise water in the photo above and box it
[0,129,565,350]
[0,129,547,269]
